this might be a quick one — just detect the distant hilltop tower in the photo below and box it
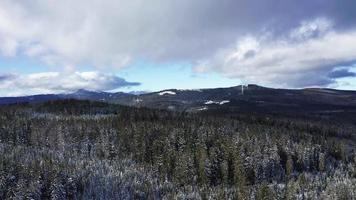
[241,84,248,95]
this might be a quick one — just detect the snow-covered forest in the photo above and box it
[0,100,355,199]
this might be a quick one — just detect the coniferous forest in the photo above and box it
[0,99,355,199]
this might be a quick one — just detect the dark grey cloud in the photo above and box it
[327,0,356,29]
[0,74,15,82]
[328,69,356,79]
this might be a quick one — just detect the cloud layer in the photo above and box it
[195,18,356,87]
[0,72,139,96]
[0,0,356,88]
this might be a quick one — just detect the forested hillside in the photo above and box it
[0,100,355,199]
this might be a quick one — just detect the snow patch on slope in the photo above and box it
[205,100,215,105]
[158,91,176,95]
[219,100,230,105]
[197,106,208,111]
[133,98,143,103]
[204,100,230,105]
[179,89,202,92]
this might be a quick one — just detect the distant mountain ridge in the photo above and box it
[1,85,356,122]
[0,89,135,105]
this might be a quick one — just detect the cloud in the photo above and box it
[0,74,15,81]
[1,1,356,68]
[328,69,356,79]
[1,1,356,88]
[194,18,356,87]
[0,71,140,96]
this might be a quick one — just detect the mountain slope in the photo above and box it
[2,85,356,122]
[118,84,356,110]
[0,89,135,105]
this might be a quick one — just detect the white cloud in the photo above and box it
[0,71,139,96]
[290,18,333,40]
[195,18,356,87]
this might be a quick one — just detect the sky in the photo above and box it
[1,0,356,96]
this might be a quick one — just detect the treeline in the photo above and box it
[0,100,355,199]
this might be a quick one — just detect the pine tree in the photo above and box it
[234,150,247,200]
[256,183,274,200]
[286,155,293,178]
[196,146,208,186]
[318,152,325,172]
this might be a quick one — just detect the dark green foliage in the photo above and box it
[256,183,275,200]
[0,100,355,199]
